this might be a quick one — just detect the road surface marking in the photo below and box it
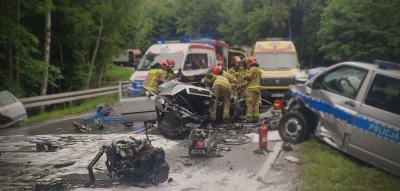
[255,141,284,182]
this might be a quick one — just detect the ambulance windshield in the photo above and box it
[137,53,184,71]
[255,52,298,69]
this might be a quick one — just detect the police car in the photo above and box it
[278,60,400,176]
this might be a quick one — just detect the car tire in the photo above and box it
[158,112,184,139]
[278,111,310,144]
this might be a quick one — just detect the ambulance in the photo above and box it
[127,40,218,97]
[166,38,230,69]
[252,38,301,100]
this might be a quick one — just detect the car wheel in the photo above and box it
[278,111,310,144]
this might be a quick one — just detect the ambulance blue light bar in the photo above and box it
[180,38,191,43]
[156,40,164,44]
[257,37,292,41]
[373,59,400,70]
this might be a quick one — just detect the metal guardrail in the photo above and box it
[20,86,119,109]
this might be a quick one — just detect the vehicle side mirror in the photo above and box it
[311,82,321,89]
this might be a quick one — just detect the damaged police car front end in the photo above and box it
[278,60,400,177]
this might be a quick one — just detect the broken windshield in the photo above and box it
[136,53,184,71]
[255,52,298,69]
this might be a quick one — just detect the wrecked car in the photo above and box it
[147,80,248,138]
[0,90,28,128]
[278,60,400,176]
[87,135,169,187]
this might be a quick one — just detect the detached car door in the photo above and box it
[347,73,400,176]
[118,81,157,123]
[309,65,369,148]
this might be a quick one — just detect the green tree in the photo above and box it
[218,0,252,45]
[317,0,393,62]
[301,0,327,67]
[175,0,223,38]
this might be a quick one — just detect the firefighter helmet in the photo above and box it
[233,56,241,64]
[246,56,257,67]
[211,65,223,75]
[166,58,175,69]
[159,60,169,70]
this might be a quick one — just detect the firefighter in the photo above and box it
[242,57,249,72]
[165,59,176,80]
[140,60,168,95]
[228,56,247,97]
[244,56,262,123]
[203,67,238,90]
[206,66,232,124]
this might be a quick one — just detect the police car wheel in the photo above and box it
[278,111,309,144]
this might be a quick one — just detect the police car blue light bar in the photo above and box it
[373,59,400,70]
[133,83,142,89]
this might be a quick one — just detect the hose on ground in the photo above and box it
[215,128,253,145]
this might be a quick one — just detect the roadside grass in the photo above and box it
[103,65,133,83]
[299,139,400,191]
[21,94,118,126]
[91,65,133,87]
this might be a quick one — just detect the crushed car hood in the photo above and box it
[158,81,212,98]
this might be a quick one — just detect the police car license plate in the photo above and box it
[271,93,284,97]
[190,149,206,154]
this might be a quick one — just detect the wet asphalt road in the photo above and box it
[0,111,144,136]
[0,106,298,191]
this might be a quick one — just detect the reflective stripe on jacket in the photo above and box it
[143,69,165,93]
[245,66,262,91]
[228,66,247,88]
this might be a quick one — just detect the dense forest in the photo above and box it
[1,0,399,99]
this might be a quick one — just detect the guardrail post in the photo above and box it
[69,101,73,108]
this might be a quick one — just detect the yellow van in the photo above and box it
[252,38,300,100]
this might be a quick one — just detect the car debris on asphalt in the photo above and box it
[284,156,300,163]
[70,121,91,133]
[282,142,293,151]
[34,179,70,191]
[54,161,76,169]
[36,142,60,152]
[85,128,170,188]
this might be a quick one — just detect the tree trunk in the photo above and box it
[8,44,13,80]
[59,42,64,93]
[86,16,104,89]
[299,17,305,62]
[15,0,21,84]
[288,17,292,38]
[97,66,104,88]
[40,10,52,113]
